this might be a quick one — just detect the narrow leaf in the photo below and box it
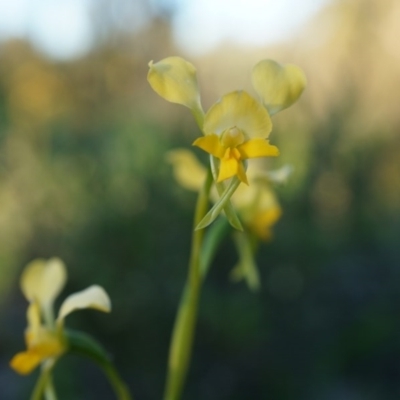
[195,178,242,230]
[199,218,230,280]
[209,156,243,230]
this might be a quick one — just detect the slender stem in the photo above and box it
[163,168,213,400]
[102,363,133,400]
[44,376,57,400]
[190,104,204,131]
[66,329,133,400]
[31,360,56,400]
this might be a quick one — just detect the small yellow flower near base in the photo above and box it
[10,258,111,375]
[10,301,66,375]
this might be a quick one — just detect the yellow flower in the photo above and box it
[233,181,282,241]
[193,91,279,184]
[148,57,305,185]
[10,258,111,375]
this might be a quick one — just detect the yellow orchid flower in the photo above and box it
[193,90,279,185]
[10,258,111,375]
[148,57,305,186]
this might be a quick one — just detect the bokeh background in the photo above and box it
[1,0,400,399]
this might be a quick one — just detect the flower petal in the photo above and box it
[264,164,293,184]
[21,258,66,307]
[251,205,282,241]
[193,134,225,158]
[10,351,43,375]
[252,59,306,115]
[26,302,41,333]
[166,149,206,192]
[238,139,280,159]
[237,162,249,185]
[218,158,239,183]
[57,285,111,322]
[231,170,283,239]
[203,91,272,138]
[147,57,202,112]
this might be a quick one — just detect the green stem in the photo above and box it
[44,377,57,400]
[66,329,133,400]
[102,363,132,400]
[163,168,213,400]
[200,217,230,280]
[31,361,56,400]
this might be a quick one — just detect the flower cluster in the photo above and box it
[148,56,306,186]
[149,56,305,290]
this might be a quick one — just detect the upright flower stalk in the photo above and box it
[148,56,306,400]
[164,168,213,400]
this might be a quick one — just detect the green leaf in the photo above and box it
[208,156,243,231]
[195,177,242,230]
[65,329,111,367]
[200,218,230,280]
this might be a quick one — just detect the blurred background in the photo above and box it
[1,0,400,398]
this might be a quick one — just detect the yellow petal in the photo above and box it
[21,258,66,307]
[251,205,282,241]
[147,57,203,112]
[203,91,272,138]
[237,162,249,185]
[231,183,258,209]
[10,351,43,375]
[57,285,111,322]
[218,158,239,183]
[166,149,206,191]
[26,302,41,333]
[238,139,280,159]
[252,59,306,115]
[26,328,64,356]
[193,134,225,158]
[241,186,282,240]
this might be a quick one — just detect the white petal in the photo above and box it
[21,258,67,307]
[57,285,111,322]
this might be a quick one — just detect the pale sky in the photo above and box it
[0,0,331,59]
[173,0,331,55]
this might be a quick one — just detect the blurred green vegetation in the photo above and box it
[1,0,400,399]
